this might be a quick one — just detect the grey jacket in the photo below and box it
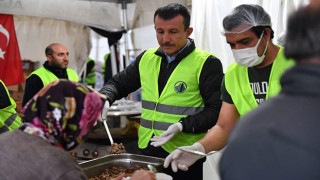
[0,130,87,180]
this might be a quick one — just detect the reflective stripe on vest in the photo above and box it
[138,48,213,153]
[225,46,295,116]
[142,100,204,116]
[30,67,79,86]
[5,114,17,127]
[0,114,18,133]
[0,125,9,133]
[140,118,171,131]
[0,106,22,131]
[0,80,22,132]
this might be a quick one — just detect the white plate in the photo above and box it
[156,173,173,180]
[121,172,172,180]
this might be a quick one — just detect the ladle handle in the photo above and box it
[103,120,114,145]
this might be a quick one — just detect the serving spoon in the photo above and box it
[103,120,114,145]
[177,147,216,156]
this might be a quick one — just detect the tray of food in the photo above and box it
[79,153,164,179]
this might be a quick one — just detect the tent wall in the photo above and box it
[14,15,91,72]
[0,0,122,31]
[191,0,310,72]
[131,0,189,56]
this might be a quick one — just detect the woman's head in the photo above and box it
[20,80,104,150]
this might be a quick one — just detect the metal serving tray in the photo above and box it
[79,153,164,178]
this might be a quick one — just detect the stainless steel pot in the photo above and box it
[79,153,164,178]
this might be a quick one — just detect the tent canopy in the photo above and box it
[0,0,189,30]
[0,0,123,31]
[0,0,189,72]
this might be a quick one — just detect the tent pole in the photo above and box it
[120,1,130,70]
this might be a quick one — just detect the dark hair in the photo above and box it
[154,3,190,30]
[45,46,53,56]
[44,43,57,56]
[285,7,320,61]
[251,26,274,39]
[45,43,60,56]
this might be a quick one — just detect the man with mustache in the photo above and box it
[22,43,79,107]
[99,3,224,179]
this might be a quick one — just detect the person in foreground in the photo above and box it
[219,5,320,180]
[0,80,155,180]
[0,80,103,179]
[99,3,223,179]
[22,43,79,107]
[164,4,295,172]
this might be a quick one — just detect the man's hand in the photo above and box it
[150,122,183,147]
[164,142,205,172]
[98,101,110,122]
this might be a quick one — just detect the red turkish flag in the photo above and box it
[0,14,24,86]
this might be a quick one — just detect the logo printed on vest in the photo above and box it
[174,81,187,93]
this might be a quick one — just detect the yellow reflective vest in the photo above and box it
[29,67,79,87]
[0,80,22,133]
[138,48,213,153]
[85,58,96,86]
[225,47,295,116]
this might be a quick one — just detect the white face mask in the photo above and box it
[232,33,269,67]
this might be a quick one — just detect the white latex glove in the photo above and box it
[150,122,183,147]
[163,142,205,172]
[98,101,110,122]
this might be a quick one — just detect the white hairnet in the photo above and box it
[222,4,272,34]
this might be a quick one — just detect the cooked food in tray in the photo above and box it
[89,165,147,180]
[79,154,164,179]
[108,143,126,154]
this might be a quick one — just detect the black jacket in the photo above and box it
[99,39,224,133]
[0,81,11,109]
[22,61,70,106]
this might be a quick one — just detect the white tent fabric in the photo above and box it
[13,15,91,72]
[0,0,123,73]
[191,0,309,72]
[0,0,190,73]
[0,0,122,31]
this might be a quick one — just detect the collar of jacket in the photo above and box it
[43,61,68,79]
